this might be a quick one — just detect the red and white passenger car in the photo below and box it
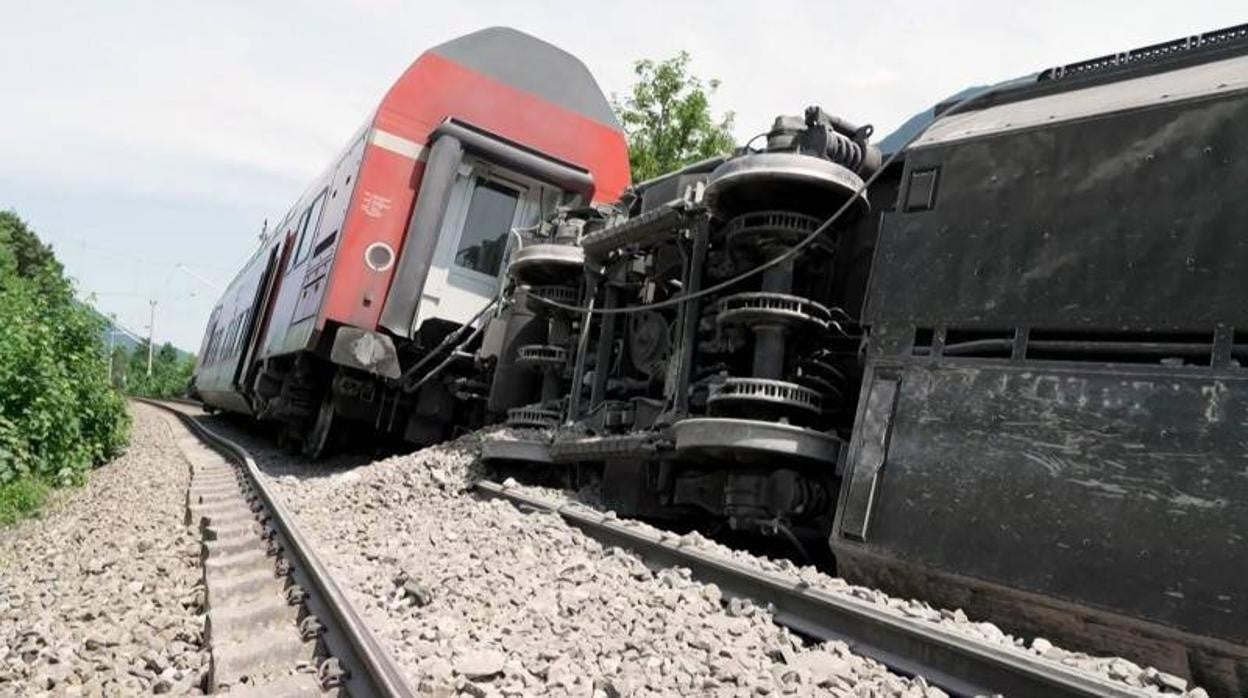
[191,28,629,454]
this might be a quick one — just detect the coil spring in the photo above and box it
[794,353,852,405]
[824,131,867,172]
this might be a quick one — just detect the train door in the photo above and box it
[411,158,549,332]
[262,203,323,358]
[232,237,293,398]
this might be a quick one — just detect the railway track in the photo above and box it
[151,397,1187,696]
[140,399,415,697]
[475,480,1152,698]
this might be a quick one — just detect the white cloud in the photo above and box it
[1,3,378,206]
[1,0,1243,350]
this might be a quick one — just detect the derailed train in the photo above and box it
[191,26,1248,694]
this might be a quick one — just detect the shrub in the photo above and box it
[0,476,49,527]
[0,211,129,522]
[123,341,196,399]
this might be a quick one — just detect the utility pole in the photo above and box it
[147,299,157,377]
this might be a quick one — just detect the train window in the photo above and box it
[202,312,220,360]
[291,190,328,270]
[454,178,520,277]
[211,329,223,363]
[287,208,310,271]
[233,311,247,355]
[905,168,940,212]
[313,230,338,258]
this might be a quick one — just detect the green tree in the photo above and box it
[0,212,64,296]
[125,341,195,399]
[612,51,736,182]
[0,210,130,525]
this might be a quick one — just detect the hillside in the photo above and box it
[94,307,194,361]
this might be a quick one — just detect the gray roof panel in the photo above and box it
[431,27,621,130]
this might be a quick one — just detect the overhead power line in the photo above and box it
[58,237,233,273]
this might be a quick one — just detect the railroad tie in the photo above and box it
[171,421,326,696]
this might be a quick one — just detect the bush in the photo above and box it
[0,211,129,522]
[123,341,196,399]
[0,476,49,527]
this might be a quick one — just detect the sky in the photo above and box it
[1,1,1242,351]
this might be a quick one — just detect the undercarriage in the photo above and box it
[481,107,882,545]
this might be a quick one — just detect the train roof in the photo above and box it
[909,23,1248,149]
[944,23,1248,115]
[367,26,630,202]
[879,23,1248,155]
[429,27,619,130]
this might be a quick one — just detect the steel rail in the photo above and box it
[139,398,416,698]
[475,479,1150,698]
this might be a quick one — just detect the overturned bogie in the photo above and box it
[482,107,879,542]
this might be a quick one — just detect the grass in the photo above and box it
[0,475,51,527]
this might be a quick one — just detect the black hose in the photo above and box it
[528,85,1001,317]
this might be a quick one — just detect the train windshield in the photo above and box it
[453,178,521,277]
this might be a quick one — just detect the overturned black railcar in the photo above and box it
[833,28,1248,692]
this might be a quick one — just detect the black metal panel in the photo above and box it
[838,376,899,540]
[866,88,1248,332]
[835,360,1247,645]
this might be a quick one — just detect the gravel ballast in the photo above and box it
[1,395,1205,696]
[507,476,1207,697]
[207,420,939,697]
[0,402,208,696]
[199,412,1209,697]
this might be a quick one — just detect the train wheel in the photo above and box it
[302,394,339,460]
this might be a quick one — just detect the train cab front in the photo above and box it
[309,27,628,455]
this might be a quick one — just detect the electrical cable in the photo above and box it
[742,131,770,152]
[526,87,999,317]
[62,238,232,272]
